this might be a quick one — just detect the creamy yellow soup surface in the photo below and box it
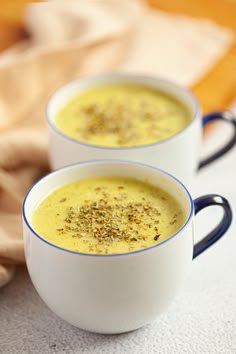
[31,177,186,254]
[55,84,191,147]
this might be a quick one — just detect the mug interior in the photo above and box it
[23,160,194,254]
[46,73,199,146]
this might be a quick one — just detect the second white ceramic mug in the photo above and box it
[46,73,236,188]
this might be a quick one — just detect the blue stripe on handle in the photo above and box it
[193,194,232,258]
[199,111,236,169]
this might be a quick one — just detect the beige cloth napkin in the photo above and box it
[0,0,233,288]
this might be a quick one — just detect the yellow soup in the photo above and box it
[31,176,186,254]
[55,83,191,147]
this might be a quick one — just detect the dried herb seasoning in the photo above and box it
[56,189,163,253]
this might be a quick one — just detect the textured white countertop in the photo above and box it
[0,121,235,354]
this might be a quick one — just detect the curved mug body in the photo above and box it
[22,160,232,334]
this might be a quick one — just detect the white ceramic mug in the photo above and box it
[46,73,236,188]
[22,160,232,334]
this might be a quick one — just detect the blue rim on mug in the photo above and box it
[22,159,194,257]
[46,73,236,168]
[22,159,232,258]
[45,74,200,150]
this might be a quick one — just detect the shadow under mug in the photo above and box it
[46,73,236,188]
[22,160,232,334]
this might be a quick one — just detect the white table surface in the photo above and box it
[0,121,235,354]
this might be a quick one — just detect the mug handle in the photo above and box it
[198,111,236,169]
[193,194,232,259]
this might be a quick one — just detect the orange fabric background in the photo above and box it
[148,0,235,113]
